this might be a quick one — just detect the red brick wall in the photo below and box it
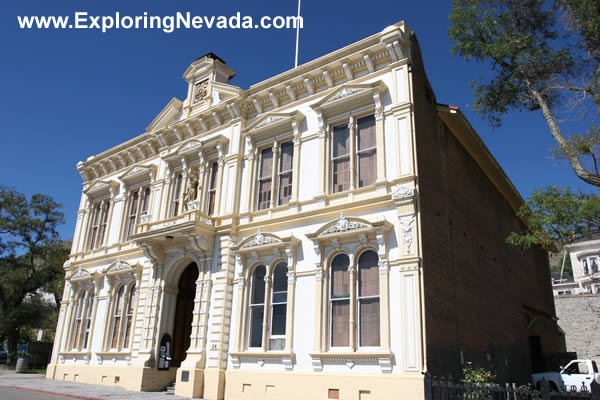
[408,34,563,384]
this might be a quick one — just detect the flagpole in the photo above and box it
[294,0,301,68]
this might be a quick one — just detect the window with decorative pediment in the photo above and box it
[108,283,137,350]
[246,261,289,350]
[118,165,155,241]
[164,137,226,218]
[82,180,115,252]
[310,82,387,196]
[87,200,110,250]
[243,111,303,213]
[102,261,140,353]
[307,214,392,370]
[230,232,298,368]
[65,269,97,353]
[125,186,151,240]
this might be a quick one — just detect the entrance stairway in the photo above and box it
[164,381,176,395]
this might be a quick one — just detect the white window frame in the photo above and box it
[247,264,266,350]
[254,140,295,211]
[268,262,288,351]
[87,199,111,250]
[206,161,219,216]
[356,249,381,349]
[329,113,377,194]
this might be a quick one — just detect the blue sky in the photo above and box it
[0,0,595,240]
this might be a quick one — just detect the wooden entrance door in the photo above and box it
[171,263,198,367]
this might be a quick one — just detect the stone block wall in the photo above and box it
[554,294,600,361]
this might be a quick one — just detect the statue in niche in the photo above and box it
[183,173,200,206]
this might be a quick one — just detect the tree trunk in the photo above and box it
[6,325,18,367]
[528,86,600,188]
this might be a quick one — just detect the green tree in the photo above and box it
[506,186,600,251]
[0,186,68,365]
[448,0,600,187]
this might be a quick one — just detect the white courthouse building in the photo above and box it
[47,22,563,399]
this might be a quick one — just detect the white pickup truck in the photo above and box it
[531,359,600,392]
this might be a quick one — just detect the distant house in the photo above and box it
[553,239,600,296]
[46,22,564,399]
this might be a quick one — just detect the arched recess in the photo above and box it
[171,262,199,367]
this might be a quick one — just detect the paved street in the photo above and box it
[0,368,190,399]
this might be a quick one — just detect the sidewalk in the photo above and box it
[0,368,190,400]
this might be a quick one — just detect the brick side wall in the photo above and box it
[409,34,564,384]
[554,294,600,361]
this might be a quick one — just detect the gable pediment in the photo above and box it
[244,111,304,138]
[84,180,114,198]
[310,81,387,111]
[118,164,155,185]
[232,230,300,255]
[70,268,93,282]
[307,213,392,244]
[146,97,183,133]
[175,139,202,156]
[103,260,137,276]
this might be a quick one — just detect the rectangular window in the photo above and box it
[125,191,139,241]
[249,266,266,348]
[97,201,110,247]
[590,257,598,274]
[110,286,125,349]
[171,174,183,217]
[88,200,111,250]
[330,257,350,347]
[356,115,377,187]
[278,141,294,206]
[207,162,219,216]
[358,251,380,347]
[269,263,288,350]
[122,285,136,349]
[87,204,101,250]
[257,148,273,210]
[83,293,94,349]
[72,294,85,349]
[140,187,151,215]
[332,125,350,193]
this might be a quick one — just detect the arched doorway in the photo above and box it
[171,262,198,367]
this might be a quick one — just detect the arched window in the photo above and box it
[330,254,350,347]
[270,262,288,350]
[122,284,136,349]
[358,250,380,346]
[71,292,85,349]
[249,265,266,348]
[82,291,94,349]
[110,285,125,349]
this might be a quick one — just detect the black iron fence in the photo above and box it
[425,373,594,400]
